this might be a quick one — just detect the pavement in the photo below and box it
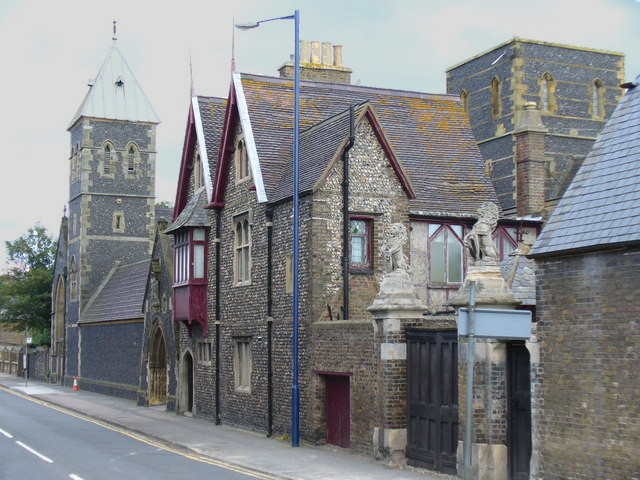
[0,373,458,480]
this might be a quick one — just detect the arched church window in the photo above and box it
[70,257,78,302]
[491,77,501,118]
[128,146,135,172]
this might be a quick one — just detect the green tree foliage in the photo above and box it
[0,224,56,345]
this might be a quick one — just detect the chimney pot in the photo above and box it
[310,41,321,64]
[322,42,332,65]
[300,40,310,63]
[333,45,343,66]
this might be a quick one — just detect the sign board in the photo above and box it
[458,308,532,340]
[26,337,32,345]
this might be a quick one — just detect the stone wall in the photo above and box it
[533,247,640,479]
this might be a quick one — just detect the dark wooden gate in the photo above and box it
[406,330,458,474]
[325,375,350,448]
[508,342,532,480]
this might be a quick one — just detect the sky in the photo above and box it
[1,0,639,269]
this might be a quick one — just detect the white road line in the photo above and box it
[69,475,85,480]
[0,427,13,438]
[15,441,54,463]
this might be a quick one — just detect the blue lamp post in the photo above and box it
[236,10,301,448]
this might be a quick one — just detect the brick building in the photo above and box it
[447,38,625,219]
[528,75,640,479]
[51,34,160,398]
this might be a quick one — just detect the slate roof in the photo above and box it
[81,259,150,323]
[69,40,160,128]
[166,186,210,233]
[195,96,227,198]
[530,75,640,257]
[500,254,536,305]
[237,73,498,218]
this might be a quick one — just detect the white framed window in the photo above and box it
[233,337,252,392]
[234,216,251,285]
[429,223,464,285]
[173,228,207,285]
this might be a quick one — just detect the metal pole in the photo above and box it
[24,327,28,388]
[291,9,300,448]
[464,281,477,480]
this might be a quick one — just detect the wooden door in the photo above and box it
[508,343,531,480]
[406,330,458,474]
[325,375,350,448]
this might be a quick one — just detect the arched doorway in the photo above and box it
[180,351,194,414]
[148,326,167,406]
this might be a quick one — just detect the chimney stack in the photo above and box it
[278,40,353,84]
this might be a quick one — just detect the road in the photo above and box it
[0,388,278,480]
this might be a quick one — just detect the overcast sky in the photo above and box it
[1,0,638,268]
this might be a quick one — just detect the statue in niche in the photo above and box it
[463,202,500,263]
[381,223,410,274]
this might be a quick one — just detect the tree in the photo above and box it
[0,224,56,345]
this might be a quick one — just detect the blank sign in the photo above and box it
[458,308,532,340]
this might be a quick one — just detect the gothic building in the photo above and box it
[51,34,160,398]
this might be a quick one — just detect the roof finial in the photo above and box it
[112,20,117,42]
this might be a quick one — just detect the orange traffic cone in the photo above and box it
[72,376,79,391]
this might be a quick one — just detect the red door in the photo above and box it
[325,375,350,448]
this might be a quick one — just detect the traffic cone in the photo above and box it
[73,376,79,391]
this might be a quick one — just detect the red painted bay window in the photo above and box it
[173,227,208,335]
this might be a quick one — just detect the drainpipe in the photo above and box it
[214,206,222,425]
[342,106,355,320]
[266,209,274,437]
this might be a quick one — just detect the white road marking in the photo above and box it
[69,475,85,480]
[0,427,13,438]
[15,441,54,463]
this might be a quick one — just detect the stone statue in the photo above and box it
[463,202,500,263]
[381,223,410,274]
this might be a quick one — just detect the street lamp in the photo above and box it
[236,10,301,448]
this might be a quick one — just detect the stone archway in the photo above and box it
[148,326,167,406]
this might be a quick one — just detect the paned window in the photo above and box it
[174,228,207,285]
[493,226,518,261]
[234,338,252,392]
[234,217,251,285]
[235,138,250,182]
[429,224,464,284]
[350,217,372,270]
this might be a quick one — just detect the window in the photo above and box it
[540,73,555,113]
[104,145,112,174]
[592,79,604,119]
[429,224,464,284]
[234,337,252,392]
[491,77,501,118]
[193,152,203,190]
[127,146,135,172]
[198,340,212,364]
[350,217,372,271]
[460,89,470,115]
[234,216,251,285]
[70,256,78,302]
[174,228,207,285]
[235,137,250,182]
[493,226,518,261]
[112,212,125,233]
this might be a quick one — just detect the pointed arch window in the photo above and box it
[193,152,203,190]
[429,223,464,285]
[592,79,604,119]
[235,137,251,183]
[234,215,251,285]
[127,146,135,172]
[70,257,78,302]
[104,145,112,174]
[540,73,556,113]
[460,89,470,115]
[491,77,502,118]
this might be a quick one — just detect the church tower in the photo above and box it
[66,28,159,321]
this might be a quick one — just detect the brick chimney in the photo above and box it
[279,40,352,84]
[514,102,548,217]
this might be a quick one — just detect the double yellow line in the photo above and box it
[0,385,285,480]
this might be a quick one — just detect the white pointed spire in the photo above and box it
[69,26,160,128]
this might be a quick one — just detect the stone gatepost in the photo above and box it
[449,203,521,480]
[367,224,426,466]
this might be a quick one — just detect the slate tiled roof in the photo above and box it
[530,75,640,257]
[500,254,536,305]
[196,96,227,194]
[81,259,150,323]
[69,41,160,127]
[165,186,210,233]
[238,74,498,218]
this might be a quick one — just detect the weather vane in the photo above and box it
[112,20,117,42]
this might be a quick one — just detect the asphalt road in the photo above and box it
[0,388,273,480]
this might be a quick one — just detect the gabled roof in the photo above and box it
[530,75,640,257]
[213,73,497,217]
[69,40,160,128]
[81,259,150,323]
[166,186,210,233]
[173,95,226,217]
